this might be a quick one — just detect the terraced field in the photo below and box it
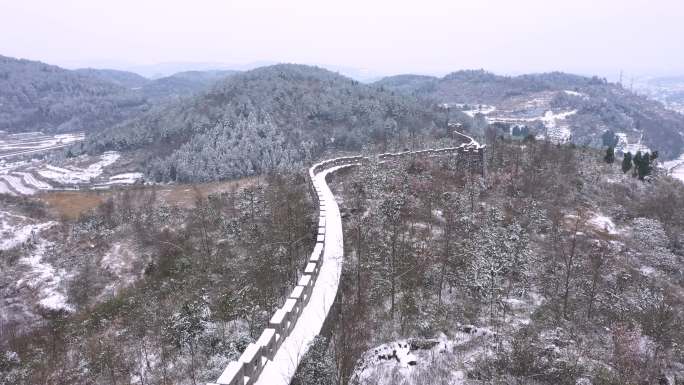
[0,132,143,196]
[0,131,84,159]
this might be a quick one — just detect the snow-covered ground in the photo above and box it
[0,180,12,195]
[454,104,496,118]
[0,150,144,196]
[0,211,72,312]
[614,132,651,156]
[37,151,120,185]
[662,153,684,183]
[0,211,53,250]
[14,171,52,190]
[0,132,84,159]
[563,90,587,98]
[100,242,144,298]
[589,213,619,235]
[0,174,36,195]
[106,172,144,185]
[541,110,577,143]
[488,109,577,144]
[352,290,544,385]
[15,236,73,311]
[352,329,496,385]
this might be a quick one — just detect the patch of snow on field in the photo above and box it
[1,216,73,312]
[0,132,85,159]
[542,110,576,143]
[107,172,143,184]
[38,151,120,185]
[0,180,14,195]
[100,242,140,296]
[353,341,419,384]
[589,213,618,235]
[662,153,684,183]
[0,214,53,250]
[543,109,577,123]
[459,104,496,118]
[17,237,73,312]
[563,90,587,98]
[0,174,35,195]
[615,132,651,156]
[353,331,494,385]
[487,109,576,143]
[14,172,52,190]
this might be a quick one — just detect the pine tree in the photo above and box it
[622,152,632,173]
[636,152,651,180]
[602,130,618,147]
[604,146,615,164]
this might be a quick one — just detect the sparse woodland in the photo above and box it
[1,174,316,385]
[2,134,684,385]
[327,135,684,385]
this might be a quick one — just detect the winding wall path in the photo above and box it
[210,134,484,385]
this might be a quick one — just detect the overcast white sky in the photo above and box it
[1,0,682,79]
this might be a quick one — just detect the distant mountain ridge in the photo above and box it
[636,75,684,115]
[375,70,605,103]
[138,70,238,102]
[74,68,150,89]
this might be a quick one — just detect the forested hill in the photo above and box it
[84,64,441,182]
[376,70,599,104]
[376,70,684,158]
[0,55,150,134]
[137,70,238,102]
[0,55,240,135]
[75,68,238,102]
